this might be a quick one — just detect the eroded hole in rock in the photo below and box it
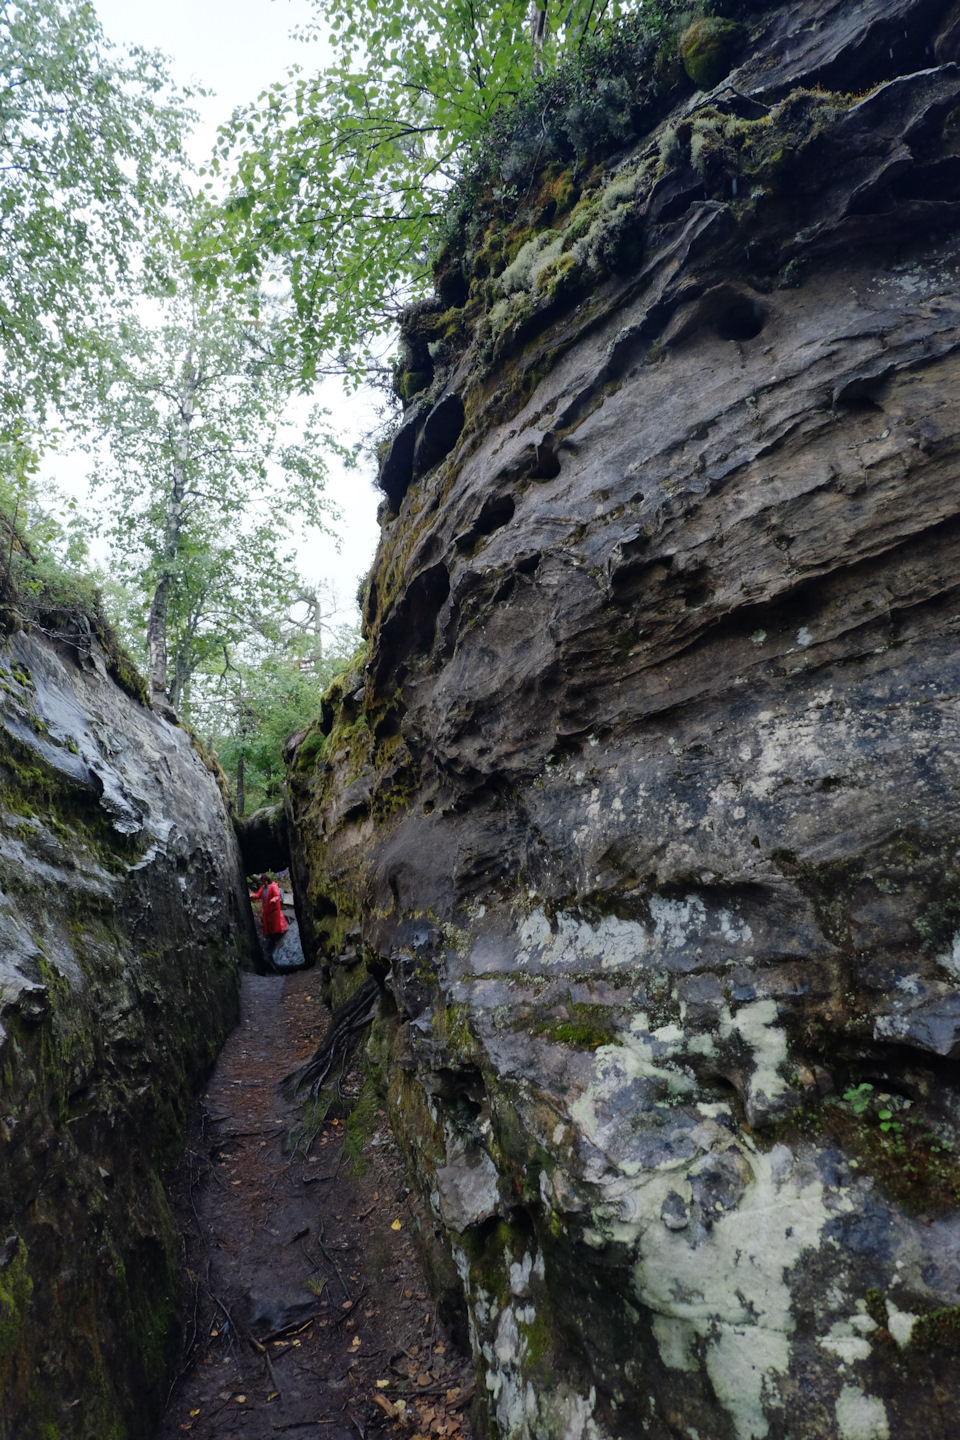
[610,551,674,600]
[455,494,516,552]
[891,154,960,204]
[426,1063,486,1117]
[374,709,403,741]
[378,405,424,514]
[435,258,469,308]
[526,435,562,481]
[835,376,886,412]
[318,693,337,734]
[372,562,451,702]
[414,392,466,478]
[491,572,516,605]
[392,563,451,667]
[362,574,378,627]
[716,296,766,342]
[683,582,712,609]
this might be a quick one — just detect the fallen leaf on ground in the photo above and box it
[391,1218,402,1230]
[375,1379,391,1388]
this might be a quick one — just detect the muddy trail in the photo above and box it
[157,971,475,1440]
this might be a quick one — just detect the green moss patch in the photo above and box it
[0,1238,33,1381]
[531,1000,622,1051]
[679,17,743,89]
[910,1304,960,1354]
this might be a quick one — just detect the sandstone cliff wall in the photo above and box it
[0,618,257,1439]
[287,2,960,1437]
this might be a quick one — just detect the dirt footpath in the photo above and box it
[157,971,474,1440]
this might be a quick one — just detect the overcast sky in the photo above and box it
[96,0,324,167]
[79,0,383,628]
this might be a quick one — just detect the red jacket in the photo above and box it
[251,880,288,936]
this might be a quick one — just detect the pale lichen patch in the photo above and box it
[835,1385,890,1440]
[632,1143,852,1440]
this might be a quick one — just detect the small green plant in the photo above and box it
[843,1082,874,1115]
[877,1106,906,1154]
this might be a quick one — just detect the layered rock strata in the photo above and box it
[0,620,256,1439]
[287,2,960,1437]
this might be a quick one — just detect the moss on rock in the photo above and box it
[910,1304,960,1354]
[679,17,743,90]
[397,369,433,402]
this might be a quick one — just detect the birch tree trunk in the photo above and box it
[529,1,548,74]
[146,352,196,708]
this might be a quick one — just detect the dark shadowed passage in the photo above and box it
[157,973,474,1440]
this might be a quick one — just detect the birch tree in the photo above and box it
[90,273,342,712]
[0,0,190,477]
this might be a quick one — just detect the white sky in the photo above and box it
[62,0,384,630]
[96,0,325,167]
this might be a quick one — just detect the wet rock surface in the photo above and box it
[0,625,256,1439]
[286,2,960,1437]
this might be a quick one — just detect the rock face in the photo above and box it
[286,3,960,1437]
[0,620,256,1439]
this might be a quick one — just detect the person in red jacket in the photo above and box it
[249,873,288,958]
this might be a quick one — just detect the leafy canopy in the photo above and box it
[201,0,646,382]
[0,0,191,462]
[197,626,361,814]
